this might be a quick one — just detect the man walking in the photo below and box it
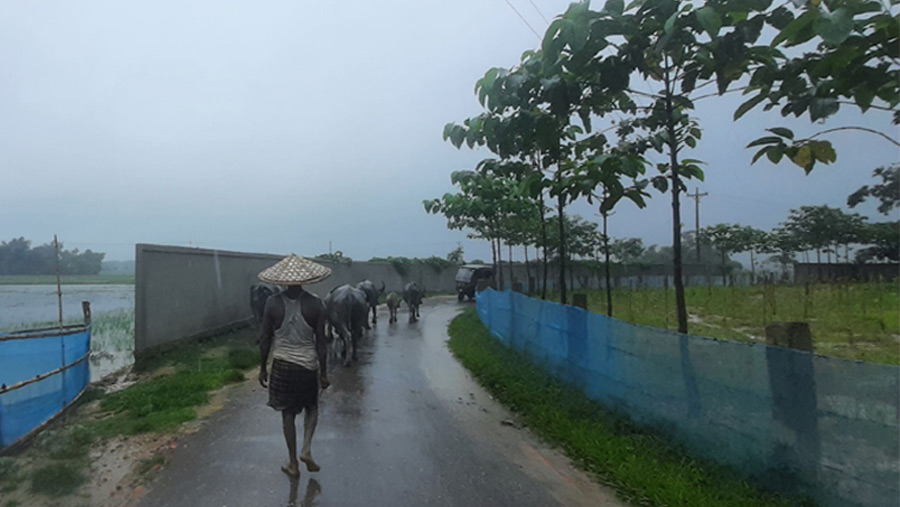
[257,254,332,477]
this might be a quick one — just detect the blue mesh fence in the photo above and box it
[0,325,91,449]
[477,289,899,507]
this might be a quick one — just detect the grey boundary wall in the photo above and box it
[134,244,461,355]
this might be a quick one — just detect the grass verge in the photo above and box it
[552,282,899,365]
[448,307,805,507]
[2,327,258,501]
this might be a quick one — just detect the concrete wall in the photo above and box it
[135,244,283,355]
[134,244,461,355]
[794,262,899,283]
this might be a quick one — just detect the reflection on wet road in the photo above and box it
[140,298,620,507]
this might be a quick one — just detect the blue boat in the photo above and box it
[0,303,91,451]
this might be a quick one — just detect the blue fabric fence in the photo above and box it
[477,289,898,507]
[0,324,91,450]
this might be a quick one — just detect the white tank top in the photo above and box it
[272,294,318,371]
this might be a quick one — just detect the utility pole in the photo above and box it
[687,188,708,263]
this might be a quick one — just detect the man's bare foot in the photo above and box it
[299,454,320,472]
[281,463,300,477]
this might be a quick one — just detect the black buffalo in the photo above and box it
[250,283,280,326]
[355,280,385,328]
[324,285,367,367]
[402,282,425,323]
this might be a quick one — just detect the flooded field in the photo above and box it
[0,284,135,381]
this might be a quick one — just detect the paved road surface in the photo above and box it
[139,298,621,507]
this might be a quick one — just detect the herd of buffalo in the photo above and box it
[250,280,425,366]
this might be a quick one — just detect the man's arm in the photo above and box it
[315,300,330,389]
[258,297,276,388]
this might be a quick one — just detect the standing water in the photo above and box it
[0,284,135,381]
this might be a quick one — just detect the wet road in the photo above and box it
[139,298,621,507]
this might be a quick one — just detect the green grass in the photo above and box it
[93,330,255,436]
[28,462,86,497]
[448,308,806,507]
[0,274,134,285]
[558,282,899,365]
[0,457,22,493]
[6,327,259,500]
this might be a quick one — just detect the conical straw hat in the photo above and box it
[258,254,332,285]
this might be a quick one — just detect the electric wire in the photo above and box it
[502,0,542,39]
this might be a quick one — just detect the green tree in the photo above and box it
[701,224,746,285]
[446,245,465,265]
[738,0,899,172]
[848,163,899,216]
[856,221,900,263]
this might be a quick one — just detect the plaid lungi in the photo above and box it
[268,358,319,412]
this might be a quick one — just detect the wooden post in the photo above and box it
[765,322,812,352]
[572,293,587,310]
[82,301,92,325]
[55,234,63,327]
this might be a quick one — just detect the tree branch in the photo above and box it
[837,101,896,112]
[808,126,900,148]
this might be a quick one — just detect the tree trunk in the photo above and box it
[750,250,756,285]
[816,249,821,282]
[490,237,497,286]
[721,250,728,287]
[557,193,568,305]
[603,212,613,317]
[496,236,504,290]
[664,74,688,334]
[523,245,532,293]
[540,198,548,300]
[508,243,514,289]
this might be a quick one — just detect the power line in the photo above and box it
[502,0,541,39]
[528,0,550,25]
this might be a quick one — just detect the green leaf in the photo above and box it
[809,97,839,121]
[664,10,678,35]
[751,147,768,164]
[790,145,813,171]
[689,127,702,139]
[734,93,767,120]
[766,127,794,139]
[696,6,721,37]
[772,10,817,47]
[685,136,697,148]
[651,176,669,192]
[449,125,466,148]
[854,86,876,112]
[766,146,784,164]
[810,140,836,164]
[814,7,853,46]
[605,0,624,16]
[746,136,783,148]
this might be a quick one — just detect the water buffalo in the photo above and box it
[324,285,367,367]
[355,280,385,328]
[385,292,402,323]
[403,282,424,323]
[250,283,280,326]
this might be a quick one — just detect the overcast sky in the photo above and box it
[1,1,897,263]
